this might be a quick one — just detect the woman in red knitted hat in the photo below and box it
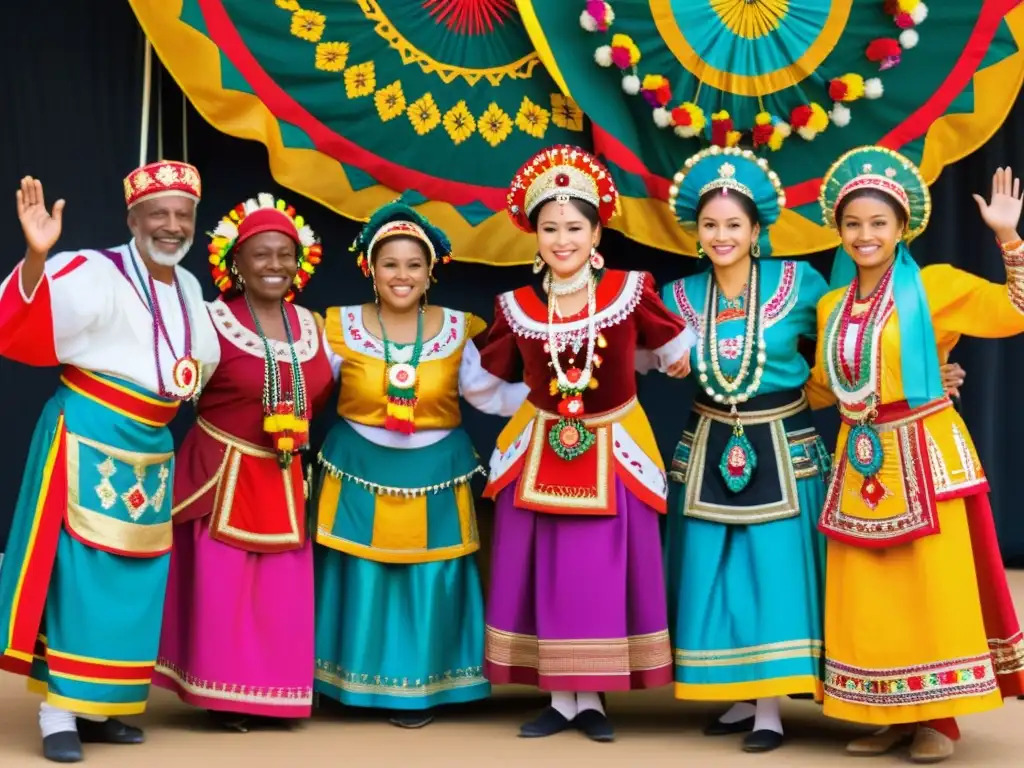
[152,194,335,731]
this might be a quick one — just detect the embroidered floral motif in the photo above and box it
[515,96,550,139]
[443,100,476,144]
[157,659,313,705]
[211,300,320,363]
[374,80,406,122]
[762,260,798,328]
[551,94,585,132]
[825,655,998,705]
[315,659,486,695]
[344,61,376,99]
[671,280,702,339]
[479,103,513,147]
[315,41,349,72]
[718,335,743,360]
[341,308,466,361]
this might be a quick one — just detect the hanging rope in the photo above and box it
[139,38,153,166]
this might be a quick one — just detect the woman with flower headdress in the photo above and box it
[313,202,528,728]
[659,146,833,754]
[479,145,695,742]
[812,146,1024,763]
[153,194,335,730]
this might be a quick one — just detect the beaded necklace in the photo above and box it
[546,271,598,461]
[823,265,895,507]
[695,261,765,493]
[127,245,200,401]
[244,295,309,468]
[378,307,425,434]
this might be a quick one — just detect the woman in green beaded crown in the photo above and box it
[313,202,527,727]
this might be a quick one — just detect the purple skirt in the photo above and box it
[484,478,673,692]
[153,517,314,718]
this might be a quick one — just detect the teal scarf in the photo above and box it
[828,242,943,408]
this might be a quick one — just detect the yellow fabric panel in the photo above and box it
[921,263,1024,342]
[823,497,1002,724]
[466,313,488,340]
[325,305,466,430]
[618,402,667,471]
[371,493,428,553]
[316,473,341,535]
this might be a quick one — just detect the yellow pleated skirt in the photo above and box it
[823,496,1003,725]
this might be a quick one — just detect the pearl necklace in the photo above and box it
[697,262,766,404]
[544,263,592,296]
[547,272,597,391]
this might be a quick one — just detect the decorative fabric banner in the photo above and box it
[130,0,593,266]
[518,0,1024,256]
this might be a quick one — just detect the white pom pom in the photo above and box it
[775,122,792,138]
[606,6,616,25]
[797,127,818,141]
[241,198,260,214]
[213,220,238,239]
[579,11,597,32]
[594,45,613,67]
[911,3,928,24]
[652,107,673,129]
[864,77,884,99]
[829,103,852,127]
[899,29,919,50]
[674,125,700,139]
[257,192,276,209]
[297,225,316,248]
[622,74,641,95]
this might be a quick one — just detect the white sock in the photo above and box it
[576,692,605,716]
[550,691,577,720]
[39,703,76,738]
[753,697,783,735]
[719,701,756,724]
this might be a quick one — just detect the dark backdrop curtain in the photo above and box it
[1,1,1023,564]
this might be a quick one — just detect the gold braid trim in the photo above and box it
[1001,238,1024,314]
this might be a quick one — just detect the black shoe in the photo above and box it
[75,718,145,744]
[787,692,815,700]
[575,709,615,742]
[703,715,755,736]
[42,731,83,763]
[743,729,784,753]
[207,710,251,733]
[389,711,435,729]
[519,707,572,738]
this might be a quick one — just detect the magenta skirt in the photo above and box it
[153,517,314,718]
[484,478,673,692]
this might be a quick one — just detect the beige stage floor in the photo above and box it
[2,572,1023,766]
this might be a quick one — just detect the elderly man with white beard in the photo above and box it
[0,161,220,763]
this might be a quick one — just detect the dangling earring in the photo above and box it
[371,273,380,306]
[230,262,245,290]
[420,288,429,310]
[532,253,545,274]
[589,246,605,270]
[696,243,706,259]
[751,241,761,259]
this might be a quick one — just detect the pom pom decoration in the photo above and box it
[641,74,672,108]
[671,102,706,138]
[752,111,775,148]
[790,103,830,141]
[829,102,852,127]
[622,74,641,95]
[594,45,613,67]
[711,111,742,148]
[829,73,866,102]
[864,77,885,99]
[610,33,640,68]
[580,1,614,32]
[652,107,673,129]
[207,195,321,302]
[866,37,903,70]
[899,29,919,49]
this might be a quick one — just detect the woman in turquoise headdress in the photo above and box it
[812,147,1024,764]
[659,146,964,754]
[660,146,832,754]
[313,202,528,727]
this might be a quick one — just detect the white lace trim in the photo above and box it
[339,305,468,361]
[209,298,319,363]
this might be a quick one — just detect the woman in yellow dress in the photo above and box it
[813,146,1024,763]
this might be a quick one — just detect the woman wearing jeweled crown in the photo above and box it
[812,146,1024,763]
[153,195,335,731]
[660,146,832,754]
[313,203,528,728]
[478,145,696,742]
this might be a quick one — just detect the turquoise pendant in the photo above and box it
[719,429,757,493]
[847,423,884,477]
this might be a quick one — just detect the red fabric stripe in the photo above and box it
[198,0,505,208]
[924,717,961,741]
[51,254,87,280]
[0,266,59,366]
[60,367,179,426]
[46,653,153,681]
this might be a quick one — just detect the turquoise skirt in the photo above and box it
[314,421,489,710]
[665,404,828,701]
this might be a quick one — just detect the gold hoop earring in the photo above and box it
[230,262,245,290]
[532,253,545,274]
[751,241,761,259]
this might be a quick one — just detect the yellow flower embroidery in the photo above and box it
[315,42,350,72]
[276,0,301,9]
[551,94,584,132]
[515,96,550,139]
[443,101,476,145]
[478,103,512,147]
[375,81,407,122]
[290,10,325,43]
[344,62,376,99]
[407,94,441,135]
